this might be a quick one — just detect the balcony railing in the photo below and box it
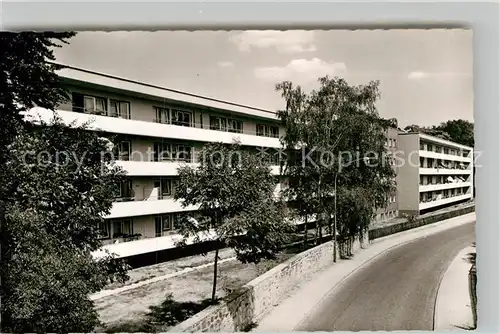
[419,193,471,210]
[70,106,281,139]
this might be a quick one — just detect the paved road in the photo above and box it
[295,221,475,331]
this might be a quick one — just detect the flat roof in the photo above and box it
[397,131,472,150]
[52,62,279,121]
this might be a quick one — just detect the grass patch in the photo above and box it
[103,293,217,333]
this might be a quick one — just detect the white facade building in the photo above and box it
[26,64,474,261]
[28,64,284,259]
[396,132,474,216]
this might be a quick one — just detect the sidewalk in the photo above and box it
[434,245,476,331]
[253,212,476,332]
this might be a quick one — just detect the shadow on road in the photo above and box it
[464,242,476,265]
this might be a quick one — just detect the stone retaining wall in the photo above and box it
[169,204,474,333]
[368,204,475,240]
[168,234,368,332]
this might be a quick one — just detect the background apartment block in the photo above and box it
[396,132,474,216]
[374,126,401,223]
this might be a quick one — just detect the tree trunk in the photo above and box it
[211,245,219,302]
[303,216,308,248]
[318,220,323,244]
[315,221,320,245]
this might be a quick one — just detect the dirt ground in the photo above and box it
[101,248,236,292]
[96,240,308,331]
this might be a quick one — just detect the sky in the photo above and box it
[54,29,473,128]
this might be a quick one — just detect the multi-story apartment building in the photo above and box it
[396,132,474,216]
[29,64,285,261]
[374,126,401,223]
[26,64,473,264]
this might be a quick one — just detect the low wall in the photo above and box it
[168,234,369,332]
[369,204,475,240]
[169,204,474,332]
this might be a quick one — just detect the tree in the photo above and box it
[404,119,474,148]
[0,32,75,165]
[1,32,77,288]
[276,76,395,258]
[1,30,132,332]
[434,119,474,148]
[1,115,131,333]
[173,142,295,302]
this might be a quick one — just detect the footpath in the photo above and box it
[434,245,476,331]
[253,212,476,332]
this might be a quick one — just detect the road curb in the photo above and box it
[433,245,476,330]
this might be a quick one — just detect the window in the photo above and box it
[154,178,172,200]
[420,175,424,185]
[210,116,227,131]
[427,144,433,152]
[114,180,133,201]
[112,219,133,238]
[72,93,107,114]
[155,107,170,124]
[172,109,192,127]
[256,124,279,138]
[173,144,192,162]
[154,142,172,162]
[209,116,243,133]
[155,214,175,237]
[97,221,111,239]
[228,119,243,133]
[116,141,131,161]
[109,100,131,119]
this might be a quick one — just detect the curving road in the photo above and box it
[295,221,475,331]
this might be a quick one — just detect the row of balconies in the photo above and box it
[419,148,472,163]
[419,167,472,175]
[419,159,470,170]
[419,193,472,210]
[70,93,281,138]
[419,142,470,157]
[28,107,282,149]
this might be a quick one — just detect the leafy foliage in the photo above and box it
[1,31,131,333]
[276,76,396,247]
[434,119,474,147]
[1,116,131,333]
[174,142,295,300]
[0,32,75,164]
[404,119,474,148]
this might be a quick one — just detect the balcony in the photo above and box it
[116,160,281,176]
[419,182,472,193]
[106,198,198,219]
[419,194,472,210]
[92,215,311,259]
[419,150,471,163]
[93,229,218,259]
[26,107,282,149]
[419,167,472,175]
